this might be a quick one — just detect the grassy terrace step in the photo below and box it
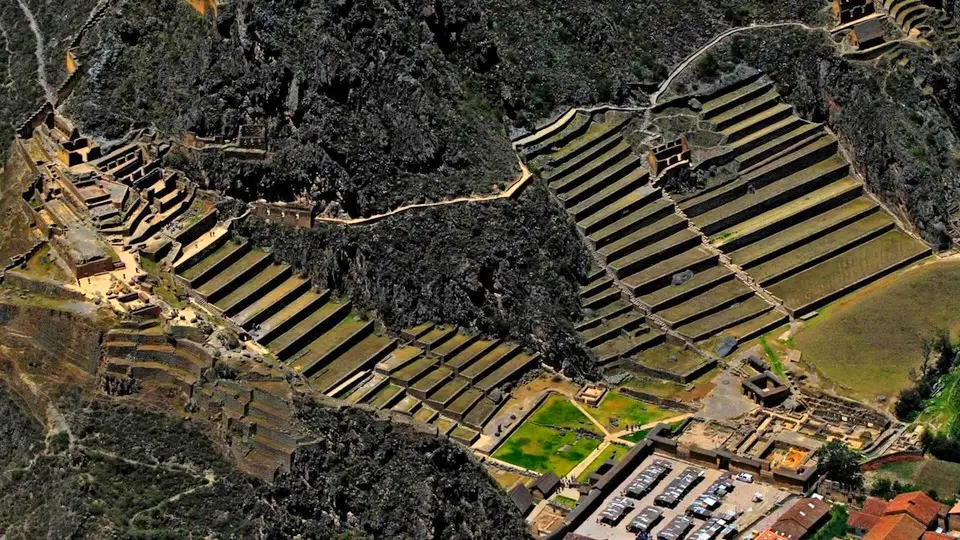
[375,345,423,375]
[709,90,781,131]
[401,322,434,341]
[551,141,633,196]
[578,184,662,236]
[234,277,310,328]
[179,240,245,281]
[608,229,701,278]
[215,263,291,316]
[700,77,771,118]
[579,273,614,298]
[621,246,719,300]
[390,355,438,387]
[721,309,788,342]
[582,286,623,311]
[344,374,387,404]
[308,332,396,393]
[768,230,930,315]
[416,325,457,350]
[576,301,634,331]
[581,312,646,347]
[639,265,733,311]
[196,249,271,299]
[710,177,863,251]
[544,133,624,185]
[656,278,754,327]
[548,114,632,168]
[737,122,823,170]
[729,196,880,268]
[585,266,607,283]
[446,387,484,421]
[444,339,500,374]
[592,327,664,364]
[750,211,896,286]
[586,197,674,247]
[558,154,641,207]
[475,353,538,393]
[432,415,458,436]
[413,406,438,423]
[463,397,499,430]
[694,156,850,236]
[721,103,794,142]
[523,113,590,159]
[596,214,688,261]
[676,296,773,341]
[568,169,650,221]
[256,289,329,342]
[263,299,349,356]
[459,343,520,383]
[392,394,422,415]
[698,116,808,175]
[410,365,453,400]
[682,137,841,217]
[287,315,371,373]
[366,383,404,409]
[426,377,471,408]
[430,333,479,360]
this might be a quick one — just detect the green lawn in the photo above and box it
[759,335,787,379]
[492,394,604,476]
[576,443,629,483]
[553,495,578,510]
[872,457,960,498]
[588,390,674,432]
[796,260,960,403]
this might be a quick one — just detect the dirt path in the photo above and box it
[15,0,56,103]
[650,21,825,106]
[313,161,532,226]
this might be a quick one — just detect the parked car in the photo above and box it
[735,473,754,483]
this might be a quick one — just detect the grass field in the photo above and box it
[871,457,960,498]
[576,443,629,483]
[587,390,675,431]
[492,394,604,476]
[795,260,960,402]
[759,336,787,378]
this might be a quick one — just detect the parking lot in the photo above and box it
[574,454,790,540]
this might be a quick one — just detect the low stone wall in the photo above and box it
[620,387,699,413]
[626,357,718,384]
[860,451,924,472]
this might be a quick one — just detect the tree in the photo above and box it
[816,440,864,489]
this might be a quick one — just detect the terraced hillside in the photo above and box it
[520,80,931,372]
[174,228,540,445]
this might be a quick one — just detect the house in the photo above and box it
[852,492,949,540]
[948,502,960,531]
[508,483,534,516]
[532,471,562,499]
[769,498,832,540]
[742,371,791,407]
[851,19,885,49]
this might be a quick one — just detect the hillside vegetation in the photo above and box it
[0,383,526,539]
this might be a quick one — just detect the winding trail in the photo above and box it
[649,21,825,106]
[313,160,532,226]
[15,0,56,103]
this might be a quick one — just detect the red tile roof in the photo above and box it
[949,502,960,515]
[864,515,927,540]
[757,530,792,540]
[884,492,942,527]
[864,497,891,516]
[921,532,954,540]
[771,498,832,539]
[848,510,881,531]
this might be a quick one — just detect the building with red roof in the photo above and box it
[849,492,950,540]
[770,498,833,540]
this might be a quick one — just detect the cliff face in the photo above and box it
[0,300,106,374]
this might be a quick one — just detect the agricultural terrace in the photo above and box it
[796,260,960,402]
[492,394,604,476]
